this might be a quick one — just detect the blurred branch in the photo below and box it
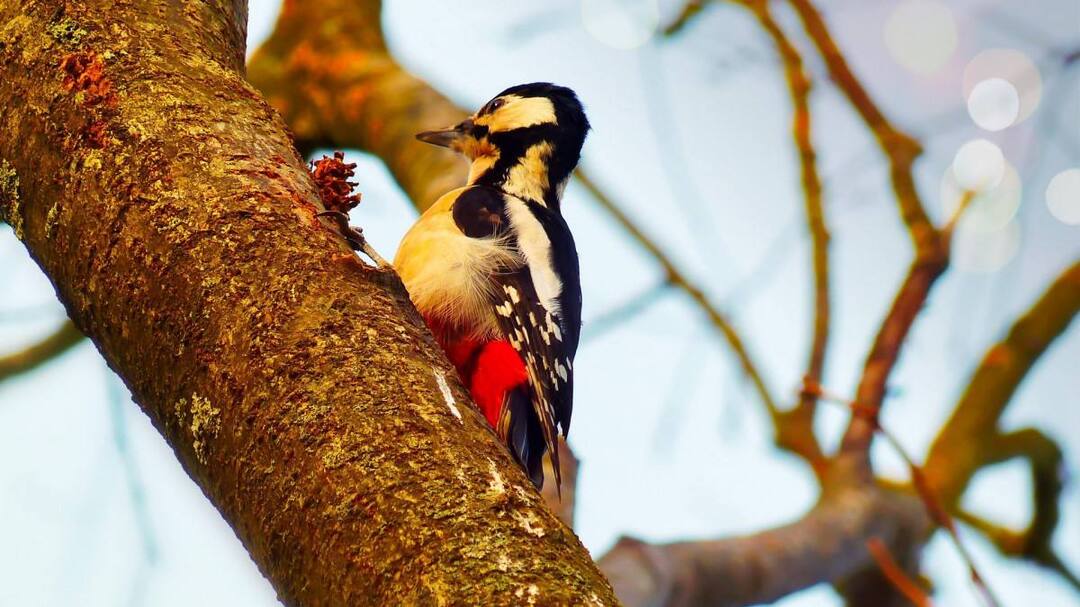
[786,0,948,480]
[540,438,579,528]
[737,0,830,469]
[597,486,928,607]
[866,537,933,607]
[106,371,157,607]
[637,44,730,267]
[664,0,708,36]
[924,261,1080,586]
[809,380,1001,607]
[0,320,83,382]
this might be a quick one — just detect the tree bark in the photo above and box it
[0,2,618,605]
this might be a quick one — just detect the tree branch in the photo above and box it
[735,0,830,469]
[597,486,928,607]
[925,261,1080,583]
[0,320,84,382]
[0,2,617,604]
[785,0,947,481]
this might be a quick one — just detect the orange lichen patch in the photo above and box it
[310,151,361,214]
[342,85,373,122]
[60,52,116,107]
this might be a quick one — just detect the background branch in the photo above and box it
[0,320,83,382]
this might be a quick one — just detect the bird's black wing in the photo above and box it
[453,188,581,490]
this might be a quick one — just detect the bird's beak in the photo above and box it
[416,119,472,148]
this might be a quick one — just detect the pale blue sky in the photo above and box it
[2,1,1078,605]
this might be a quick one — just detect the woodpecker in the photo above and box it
[395,83,588,490]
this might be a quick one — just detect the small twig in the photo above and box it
[316,210,390,268]
[663,0,709,36]
[942,190,977,237]
[866,537,933,607]
[784,0,947,475]
[0,320,84,382]
[738,0,830,468]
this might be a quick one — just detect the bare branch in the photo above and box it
[785,0,948,479]
[597,486,928,607]
[664,0,709,36]
[925,261,1080,585]
[736,0,830,468]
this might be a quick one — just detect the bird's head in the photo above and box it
[417,83,590,205]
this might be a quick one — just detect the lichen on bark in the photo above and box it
[0,158,22,239]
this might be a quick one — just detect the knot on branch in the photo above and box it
[311,151,362,214]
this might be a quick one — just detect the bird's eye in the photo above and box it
[488,99,504,113]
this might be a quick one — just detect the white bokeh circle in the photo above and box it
[952,139,1005,192]
[581,0,659,50]
[942,162,1022,233]
[953,220,1021,273]
[1046,168,1080,225]
[884,1,958,75]
[963,49,1042,124]
[967,78,1021,131]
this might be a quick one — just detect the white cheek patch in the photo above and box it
[479,95,558,133]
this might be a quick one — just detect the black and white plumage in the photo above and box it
[397,83,588,490]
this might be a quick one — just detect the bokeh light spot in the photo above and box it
[967,78,1020,131]
[941,162,1022,233]
[581,0,659,50]
[884,0,958,75]
[953,220,1021,273]
[963,49,1042,124]
[1046,168,1080,225]
[952,139,1005,192]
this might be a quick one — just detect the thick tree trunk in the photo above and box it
[0,2,617,605]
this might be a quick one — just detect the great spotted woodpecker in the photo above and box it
[395,83,588,490]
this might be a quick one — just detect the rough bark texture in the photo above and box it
[0,2,618,605]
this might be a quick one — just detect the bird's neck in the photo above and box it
[468,142,568,208]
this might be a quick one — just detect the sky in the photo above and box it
[1,1,1078,605]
